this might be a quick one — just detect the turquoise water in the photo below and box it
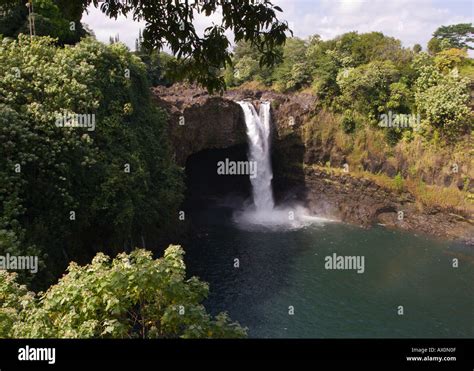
[184,204,474,338]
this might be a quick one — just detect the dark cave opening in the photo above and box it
[183,143,253,209]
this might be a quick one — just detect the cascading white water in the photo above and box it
[238,101,274,211]
[234,100,331,230]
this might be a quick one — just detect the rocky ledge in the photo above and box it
[300,167,474,244]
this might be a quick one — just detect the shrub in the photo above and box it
[5,245,246,339]
[393,172,404,193]
[341,112,356,133]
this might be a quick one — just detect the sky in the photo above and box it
[82,0,474,52]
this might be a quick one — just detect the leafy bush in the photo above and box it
[336,60,400,116]
[273,38,311,92]
[0,271,35,338]
[1,245,246,339]
[413,53,472,139]
[341,111,356,134]
[0,0,87,45]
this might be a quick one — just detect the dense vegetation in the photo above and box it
[0,34,247,336]
[0,0,88,44]
[225,28,473,141]
[0,245,246,338]
[1,0,286,339]
[0,35,185,288]
[1,0,290,92]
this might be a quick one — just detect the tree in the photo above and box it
[434,48,468,72]
[432,23,474,50]
[0,35,184,287]
[0,0,88,44]
[77,0,290,92]
[427,37,442,55]
[413,52,472,139]
[306,36,343,104]
[336,60,400,116]
[273,37,311,91]
[3,245,247,339]
[0,271,35,338]
[413,44,422,53]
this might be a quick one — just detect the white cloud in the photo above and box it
[274,0,473,51]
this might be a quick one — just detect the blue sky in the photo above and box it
[82,0,474,53]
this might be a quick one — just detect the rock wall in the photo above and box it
[152,85,246,165]
[301,167,473,244]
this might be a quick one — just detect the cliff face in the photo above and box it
[152,85,246,165]
[152,84,473,243]
[301,167,473,243]
[152,84,316,165]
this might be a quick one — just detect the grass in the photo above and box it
[306,164,472,214]
[407,179,471,213]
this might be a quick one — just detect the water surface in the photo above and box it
[184,204,474,338]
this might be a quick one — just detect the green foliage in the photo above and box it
[427,37,443,55]
[135,30,177,86]
[1,245,246,338]
[0,271,35,338]
[387,82,413,112]
[227,26,472,148]
[393,172,404,193]
[0,35,184,286]
[308,44,343,104]
[234,53,261,85]
[0,0,87,45]
[0,1,28,37]
[226,40,280,87]
[1,0,289,92]
[341,111,356,134]
[432,23,474,50]
[434,48,468,72]
[308,32,411,106]
[82,0,290,93]
[336,60,400,116]
[413,52,472,139]
[336,32,411,67]
[273,37,311,92]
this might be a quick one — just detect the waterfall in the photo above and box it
[238,101,274,211]
[234,101,329,230]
